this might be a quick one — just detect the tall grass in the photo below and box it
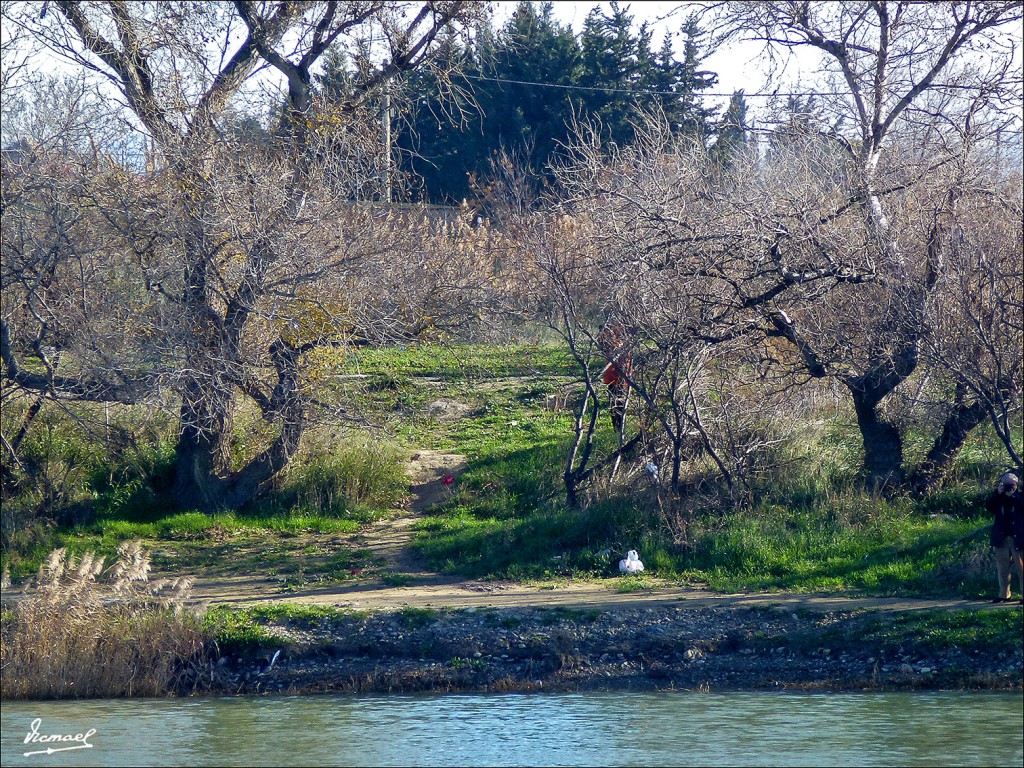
[683,495,994,597]
[262,440,408,520]
[1,402,179,574]
[408,384,1007,597]
[0,541,207,700]
[1,435,410,583]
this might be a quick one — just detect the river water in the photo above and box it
[2,691,1021,767]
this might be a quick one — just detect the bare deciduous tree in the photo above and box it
[688,1,1021,490]
[530,121,806,505]
[541,3,1022,497]
[1,1,485,511]
[918,169,1023,485]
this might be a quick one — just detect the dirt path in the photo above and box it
[188,572,1007,613]
[353,448,467,580]
[178,449,1017,615]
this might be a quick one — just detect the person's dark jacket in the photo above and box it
[987,489,1024,549]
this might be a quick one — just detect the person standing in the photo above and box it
[986,472,1024,604]
[597,318,633,433]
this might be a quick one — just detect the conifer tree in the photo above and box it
[711,90,749,165]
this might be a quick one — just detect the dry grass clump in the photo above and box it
[1,540,208,700]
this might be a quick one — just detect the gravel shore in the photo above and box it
[202,603,1024,696]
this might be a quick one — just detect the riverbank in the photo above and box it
[5,557,1023,700]
[199,602,1024,697]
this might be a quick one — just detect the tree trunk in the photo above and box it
[850,389,905,492]
[222,340,306,508]
[171,428,223,512]
[171,339,307,513]
[844,298,923,493]
[910,396,988,496]
[565,387,599,509]
[169,167,242,513]
[170,378,234,511]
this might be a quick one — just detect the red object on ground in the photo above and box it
[443,474,455,486]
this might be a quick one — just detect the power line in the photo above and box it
[463,72,1021,102]
[465,73,847,99]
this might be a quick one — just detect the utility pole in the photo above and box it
[382,86,392,203]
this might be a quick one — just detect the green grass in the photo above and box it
[3,341,1020,605]
[203,606,283,653]
[380,572,417,587]
[338,343,576,382]
[857,609,1024,652]
[413,485,998,598]
[1,433,408,583]
[403,365,646,580]
[763,608,1024,659]
[398,362,1014,599]
[617,574,655,592]
[203,604,375,652]
[267,441,408,519]
[680,496,995,598]
[3,508,397,586]
[328,342,579,446]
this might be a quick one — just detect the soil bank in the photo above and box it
[200,599,1024,697]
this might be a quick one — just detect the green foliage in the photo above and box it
[749,607,1022,660]
[90,438,179,520]
[2,342,1017,607]
[2,396,411,586]
[391,1,721,203]
[416,476,992,597]
[579,7,717,146]
[857,610,1023,653]
[1,405,180,575]
[413,496,653,581]
[397,606,440,627]
[1,506,371,585]
[241,604,356,626]
[253,515,361,535]
[3,410,104,530]
[683,497,993,597]
[203,606,281,653]
[711,90,749,165]
[203,604,374,653]
[269,441,407,521]
[397,347,1011,598]
[446,656,486,670]
[340,342,574,381]
[617,574,655,593]
[381,572,416,587]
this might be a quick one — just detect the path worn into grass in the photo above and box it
[181,449,1019,614]
[350,448,466,583]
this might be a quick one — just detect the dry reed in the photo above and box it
[1,540,208,700]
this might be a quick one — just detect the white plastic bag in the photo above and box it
[618,549,644,574]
